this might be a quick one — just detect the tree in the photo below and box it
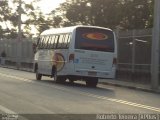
[12,0,39,38]
[0,1,14,38]
[52,0,154,30]
[119,0,153,29]
[0,0,154,39]
[0,0,49,38]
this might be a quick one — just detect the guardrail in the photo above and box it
[0,57,34,72]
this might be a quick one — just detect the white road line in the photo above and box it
[0,72,160,113]
[77,92,160,112]
[0,105,16,114]
[0,73,33,83]
[0,105,29,120]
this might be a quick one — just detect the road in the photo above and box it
[0,67,160,120]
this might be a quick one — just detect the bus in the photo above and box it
[34,25,117,87]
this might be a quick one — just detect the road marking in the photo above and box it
[0,72,160,113]
[0,105,16,114]
[77,92,160,112]
[0,73,33,83]
[0,105,29,120]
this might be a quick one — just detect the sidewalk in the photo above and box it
[99,79,160,94]
[0,64,160,94]
[0,64,33,72]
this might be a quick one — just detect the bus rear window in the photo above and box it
[75,27,114,52]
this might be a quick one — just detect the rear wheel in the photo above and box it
[55,76,66,84]
[36,68,42,80]
[85,77,98,87]
[69,79,74,84]
[53,70,66,83]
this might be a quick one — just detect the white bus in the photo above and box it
[34,25,117,87]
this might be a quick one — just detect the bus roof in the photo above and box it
[40,25,112,36]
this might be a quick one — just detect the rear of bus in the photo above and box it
[69,26,117,86]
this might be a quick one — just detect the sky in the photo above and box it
[30,0,66,34]
[8,0,66,14]
[21,0,66,21]
[1,0,66,35]
[6,0,66,25]
[35,0,65,14]
[31,0,66,35]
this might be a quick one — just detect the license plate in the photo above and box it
[88,71,97,76]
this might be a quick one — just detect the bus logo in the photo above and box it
[53,53,65,72]
[83,33,108,40]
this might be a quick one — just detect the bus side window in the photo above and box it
[41,36,46,49]
[37,37,40,46]
[46,36,51,49]
[61,34,66,48]
[57,35,61,49]
[44,36,50,49]
[39,37,45,49]
[37,37,41,48]
[50,35,56,49]
[54,35,59,49]
[57,34,66,49]
[48,36,53,49]
[58,33,71,49]
[62,34,67,48]
[65,34,71,48]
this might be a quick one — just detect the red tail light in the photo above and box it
[69,54,75,62]
[113,58,117,65]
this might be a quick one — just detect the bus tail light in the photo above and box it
[113,58,117,65]
[69,54,75,62]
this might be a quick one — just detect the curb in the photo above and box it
[0,65,33,73]
[100,81,160,94]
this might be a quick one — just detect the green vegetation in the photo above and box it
[0,0,154,38]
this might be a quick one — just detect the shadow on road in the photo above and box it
[31,79,116,98]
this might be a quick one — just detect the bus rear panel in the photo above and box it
[68,27,117,79]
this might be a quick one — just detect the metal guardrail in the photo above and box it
[118,63,151,73]
[0,57,33,70]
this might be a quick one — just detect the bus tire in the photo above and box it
[36,68,42,80]
[52,68,65,83]
[58,77,66,83]
[69,79,74,84]
[52,66,58,82]
[54,75,65,84]
[53,68,57,81]
[85,77,98,87]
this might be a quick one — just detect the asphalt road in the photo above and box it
[0,67,160,120]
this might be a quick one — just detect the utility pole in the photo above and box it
[151,0,160,90]
[17,0,22,68]
[18,0,22,41]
